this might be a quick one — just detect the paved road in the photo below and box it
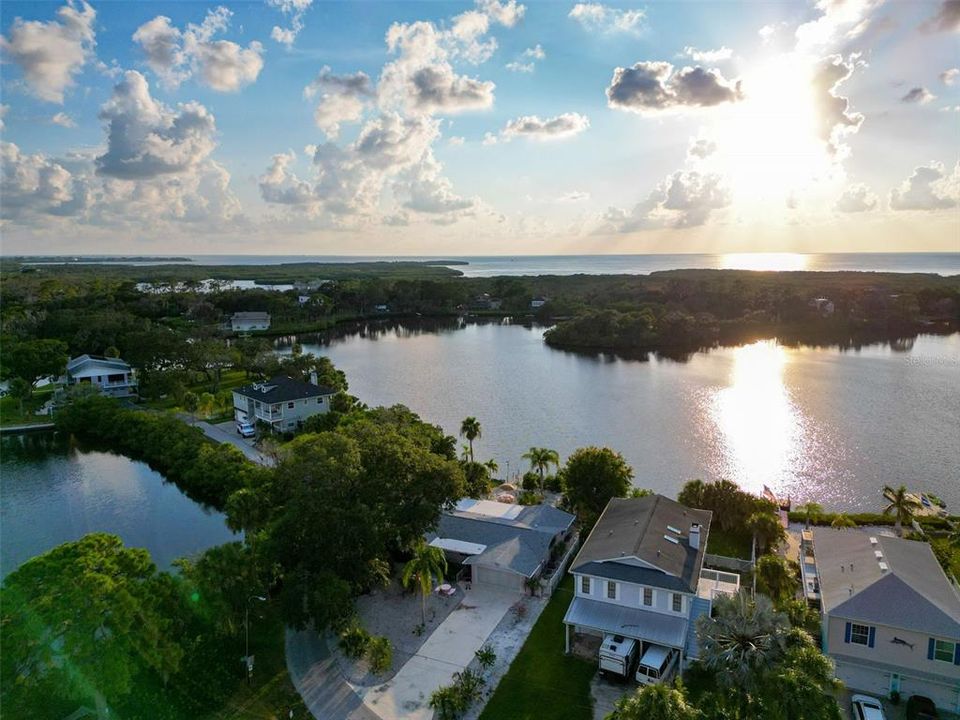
[183,417,274,466]
[286,628,379,720]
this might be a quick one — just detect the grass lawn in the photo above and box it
[0,386,57,427]
[146,369,250,412]
[705,528,752,560]
[480,575,596,720]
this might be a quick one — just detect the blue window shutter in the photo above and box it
[868,627,875,648]
[928,638,935,660]
[844,622,852,644]
[954,643,959,666]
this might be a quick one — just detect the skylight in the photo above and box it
[663,535,679,545]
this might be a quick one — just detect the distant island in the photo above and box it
[13,256,193,264]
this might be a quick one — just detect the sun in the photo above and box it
[709,52,841,214]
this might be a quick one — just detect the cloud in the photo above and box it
[477,0,525,28]
[50,112,76,127]
[448,136,465,146]
[395,150,473,214]
[889,162,959,210]
[1,141,88,218]
[681,46,733,63]
[0,105,7,131]
[556,190,590,203]
[606,62,743,113]
[268,0,313,47]
[834,183,877,212]
[132,7,264,92]
[605,170,731,231]
[687,137,717,160]
[920,1,960,33]
[0,0,96,103]
[408,66,496,114]
[568,3,646,34]
[795,0,883,50]
[901,86,936,104]
[304,66,375,138]
[811,55,863,157]
[95,71,217,180]
[506,44,545,72]
[500,112,590,140]
[941,68,960,85]
[482,131,498,145]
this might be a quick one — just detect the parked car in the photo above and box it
[851,694,886,720]
[906,695,939,720]
[634,645,678,686]
[236,421,256,438]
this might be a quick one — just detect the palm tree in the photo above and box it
[609,683,698,720]
[522,447,559,495]
[484,458,499,477]
[747,510,786,554]
[830,513,856,529]
[459,417,481,462]
[797,502,823,528]
[882,485,921,537]
[401,540,448,627]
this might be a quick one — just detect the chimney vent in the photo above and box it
[689,523,701,550]
[309,370,318,386]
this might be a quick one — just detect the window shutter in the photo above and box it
[954,643,960,666]
[927,638,935,660]
[867,627,875,648]
[844,622,851,644]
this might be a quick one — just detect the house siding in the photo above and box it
[572,570,691,618]
[232,392,331,429]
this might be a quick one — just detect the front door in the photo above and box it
[889,673,900,694]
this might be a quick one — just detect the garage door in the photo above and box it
[835,660,888,697]
[474,565,522,592]
[899,676,960,712]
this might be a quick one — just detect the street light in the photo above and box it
[245,594,267,686]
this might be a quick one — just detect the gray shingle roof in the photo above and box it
[233,375,336,403]
[449,499,575,535]
[430,514,552,577]
[570,495,712,594]
[813,527,960,636]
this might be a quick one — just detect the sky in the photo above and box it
[1,0,958,256]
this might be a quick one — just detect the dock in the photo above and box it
[0,422,56,434]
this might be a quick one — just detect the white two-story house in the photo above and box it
[813,528,960,712]
[65,355,137,398]
[232,374,336,433]
[564,495,738,678]
[231,312,271,332]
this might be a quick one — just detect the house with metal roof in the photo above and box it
[65,355,137,398]
[232,374,336,432]
[230,311,271,332]
[427,498,576,594]
[812,527,960,711]
[563,495,739,676]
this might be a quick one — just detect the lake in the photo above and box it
[0,434,237,579]
[279,320,960,513]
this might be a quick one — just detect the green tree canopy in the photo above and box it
[0,338,69,389]
[459,416,482,462]
[561,446,633,526]
[882,484,921,537]
[608,683,699,720]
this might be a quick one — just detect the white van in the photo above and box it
[635,645,678,685]
[598,634,639,678]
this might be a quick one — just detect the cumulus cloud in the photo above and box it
[0,0,96,103]
[811,55,863,157]
[606,61,743,113]
[901,86,936,104]
[268,0,313,47]
[920,0,960,33]
[395,150,473,214]
[1,141,87,218]
[304,66,375,138]
[95,71,217,179]
[687,136,717,160]
[889,162,959,210]
[605,170,731,231]
[568,3,646,34]
[506,44,545,73]
[50,112,76,128]
[681,46,733,63]
[0,105,8,131]
[132,7,264,92]
[409,65,495,113]
[796,0,883,50]
[834,183,877,212]
[941,68,960,85]
[556,190,590,203]
[476,0,525,28]
[500,112,590,140]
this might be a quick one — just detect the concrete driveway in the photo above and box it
[361,588,516,720]
[189,418,273,466]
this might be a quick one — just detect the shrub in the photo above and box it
[544,474,562,493]
[366,636,393,674]
[521,471,540,491]
[429,685,466,720]
[338,623,371,659]
[518,490,539,505]
[474,644,496,671]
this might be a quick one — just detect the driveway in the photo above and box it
[361,587,516,720]
[188,418,273,466]
[286,627,379,720]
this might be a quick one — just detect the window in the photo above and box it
[606,581,617,600]
[672,594,682,613]
[287,402,295,409]
[317,397,323,404]
[933,639,955,663]
[580,576,591,595]
[850,623,870,646]
[643,588,653,607]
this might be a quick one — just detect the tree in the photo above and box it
[756,554,797,604]
[608,683,699,720]
[830,514,856,529]
[522,447,560,495]
[797,502,823,528]
[561,447,633,527]
[459,416,481,462]
[748,510,786,554]
[197,391,217,420]
[677,479,707,509]
[7,377,32,414]
[1,534,183,719]
[883,485,921,537]
[0,339,69,393]
[950,523,960,549]
[402,539,448,627]
[462,461,492,498]
[182,391,199,424]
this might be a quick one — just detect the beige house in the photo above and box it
[813,528,960,712]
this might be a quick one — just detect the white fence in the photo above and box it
[542,533,580,597]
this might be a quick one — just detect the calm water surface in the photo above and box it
[282,321,960,512]
[0,437,236,578]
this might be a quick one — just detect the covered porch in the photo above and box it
[562,597,688,661]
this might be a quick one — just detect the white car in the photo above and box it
[236,421,256,438]
[851,694,886,720]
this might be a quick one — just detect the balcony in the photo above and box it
[697,569,741,600]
